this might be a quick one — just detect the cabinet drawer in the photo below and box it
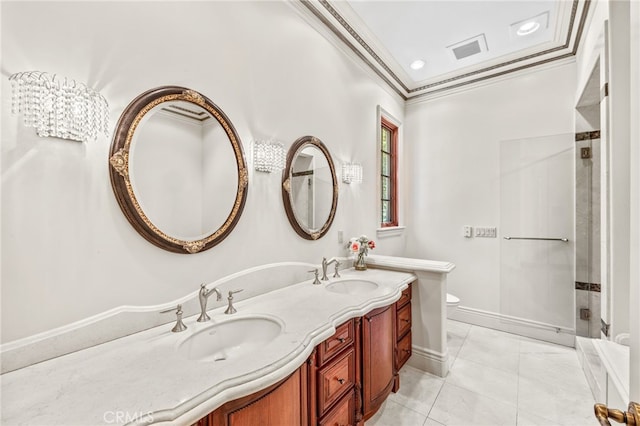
[396,285,412,309]
[318,320,354,365]
[397,331,412,370]
[396,302,411,338]
[317,348,355,416]
[318,389,355,426]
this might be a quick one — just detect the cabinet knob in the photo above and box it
[401,318,410,323]
[337,378,345,384]
[337,337,346,343]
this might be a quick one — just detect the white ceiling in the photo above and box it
[298,0,590,99]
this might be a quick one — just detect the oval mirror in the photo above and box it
[109,86,248,254]
[282,136,338,240]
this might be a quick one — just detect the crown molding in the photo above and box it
[296,0,592,100]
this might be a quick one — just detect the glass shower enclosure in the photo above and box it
[499,134,575,343]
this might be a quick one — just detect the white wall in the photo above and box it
[628,0,640,403]
[0,1,405,343]
[404,62,576,321]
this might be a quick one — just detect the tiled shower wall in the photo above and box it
[575,132,601,338]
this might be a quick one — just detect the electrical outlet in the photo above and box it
[463,226,473,238]
[338,230,344,244]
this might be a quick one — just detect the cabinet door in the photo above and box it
[396,331,412,370]
[319,389,355,426]
[207,367,308,426]
[396,302,412,338]
[362,305,395,420]
[318,320,354,365]
[317,348,356,416]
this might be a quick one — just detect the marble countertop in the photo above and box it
[1,268,416,426]
[367,254,456,273]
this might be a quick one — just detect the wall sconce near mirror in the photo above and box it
[254,140,285,173]
[342,162,363,184]
[9,71,109,143]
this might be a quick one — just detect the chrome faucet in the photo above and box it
[321,257,339,280]
[197,283,222,322]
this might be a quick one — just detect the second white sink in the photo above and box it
[178,316,282,362]
[325,279,379,295]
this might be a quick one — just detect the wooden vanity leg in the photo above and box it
[354,317,364,425]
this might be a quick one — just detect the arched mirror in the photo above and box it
[109,86,248,254]
[282,136,338,240]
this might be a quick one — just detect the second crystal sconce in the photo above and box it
[342,162,363,184]
[254,140,285,173]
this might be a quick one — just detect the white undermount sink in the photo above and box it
[178,316,282,362]
[325,279,379,295]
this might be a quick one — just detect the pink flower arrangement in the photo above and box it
[348,235,375,270]
[347,235,375,257]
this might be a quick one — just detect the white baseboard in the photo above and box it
[407,345,449,378]
[449,305,576,347]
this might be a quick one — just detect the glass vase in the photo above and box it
[354,252,367,271]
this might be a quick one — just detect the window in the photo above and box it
[380,117,398,227]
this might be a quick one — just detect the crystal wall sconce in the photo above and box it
[342,162,363,184]
[253,140,285,173]
[9,71,109,143]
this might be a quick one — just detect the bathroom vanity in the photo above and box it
[1,268,428,425]
[194,284,412,425]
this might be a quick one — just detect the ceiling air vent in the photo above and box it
[447,34,488,61]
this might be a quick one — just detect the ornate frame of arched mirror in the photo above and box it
[281,136,338,240]
[109,86,248,254]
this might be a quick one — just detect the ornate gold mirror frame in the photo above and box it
[109,86,248,254]
[281,136,338,240]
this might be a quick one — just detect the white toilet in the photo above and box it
[446,293,460,317]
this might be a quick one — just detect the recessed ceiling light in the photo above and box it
[410,60,425,70]
[510,11,549,38]
[517,21,541,36]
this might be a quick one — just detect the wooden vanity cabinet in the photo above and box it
[194,365,309,426]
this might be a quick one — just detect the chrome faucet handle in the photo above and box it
[160,304,188,333]
[333,260,341,278]
[224,289,243,315]
[309,269,321,285]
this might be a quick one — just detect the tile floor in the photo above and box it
[366,320,597,426]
